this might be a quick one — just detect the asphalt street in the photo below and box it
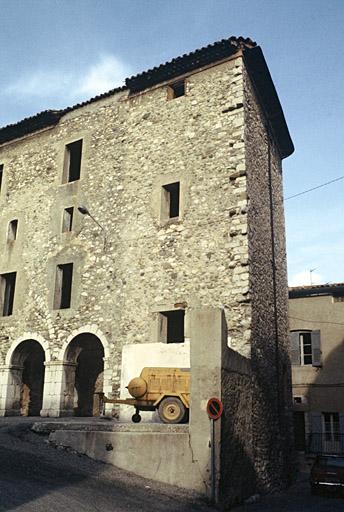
[0,418,214,512]
[0,418,343,511]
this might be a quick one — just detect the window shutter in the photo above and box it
[289,332,300,365]
[310,412,323,433]
[339,414,344,434]
[311,330,322,367]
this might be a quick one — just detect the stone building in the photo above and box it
[289,283,344,454]
[0,37,294,502]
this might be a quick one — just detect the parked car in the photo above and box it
[310,454,344,495]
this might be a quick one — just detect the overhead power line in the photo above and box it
[289,315,344,326]
[285,175,344,200]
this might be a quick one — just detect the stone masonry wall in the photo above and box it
[244,64,294,491]
[0,56,251,398]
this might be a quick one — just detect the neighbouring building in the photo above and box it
[0,36,294,504]
[289,283,344,455]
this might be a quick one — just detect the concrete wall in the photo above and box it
[119,340,190,422]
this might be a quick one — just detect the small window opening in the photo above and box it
[0,165,3,193]
[62,207,74,232]
[63,139,83,183]
[162,182,180,220]
[293,396,302,404]
[0,272,16,316]
[159,310,185,343]
[168,81,185,99]
[7,220,18,241]
[54,263,73,309]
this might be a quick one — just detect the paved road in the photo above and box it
[0,418,213,512]
[233,470,344,512]
[1,418,343,511]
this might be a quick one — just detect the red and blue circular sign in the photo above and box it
[206,397,223,420]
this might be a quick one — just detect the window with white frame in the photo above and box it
[323,412,340,442]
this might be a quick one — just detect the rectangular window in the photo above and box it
[290,330,321,367]
[0,164,3,193]
[167,80,185,100]
[300,332,312,365]
[162,182,180,220]
[0,272,16,316]
[7,220,18,241]
[54,263,73,309]
[63,139,83,183]
[159,310,185,343]
[323,412,340,442]
[62,207,74,232]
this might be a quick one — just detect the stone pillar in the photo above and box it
[40,361,77,417]
[0,365,23,416]
[189,307,225,502]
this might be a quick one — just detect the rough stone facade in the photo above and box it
[0,37,294,503]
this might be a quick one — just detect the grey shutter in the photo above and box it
[309,412,323,453]
[290,331,300,365]
[311,330,322,367]
[339,414,344,434]
[310,412,323,433]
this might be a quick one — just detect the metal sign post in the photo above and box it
[206,397,223,504]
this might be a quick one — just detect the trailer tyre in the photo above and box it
[158,397,186,424]
[132,413,141,423]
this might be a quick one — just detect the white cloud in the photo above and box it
[77,55,129,97]
[5,54,130,103]
[289,270,324,287]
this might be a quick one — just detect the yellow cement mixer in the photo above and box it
[99,367,190,424]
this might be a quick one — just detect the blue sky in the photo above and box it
[1,0,343,286]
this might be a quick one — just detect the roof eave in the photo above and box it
[243,46,294,160]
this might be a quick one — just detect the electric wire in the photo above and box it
[285,175,344,200]
[289,315,344,327]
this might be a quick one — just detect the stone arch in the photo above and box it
[4,337,47,416]
[58,325,110,362]
[60,329,107,417]
[6,334,51,366]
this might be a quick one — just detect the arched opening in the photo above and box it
[64,333,104,416]
[10,340,45,416]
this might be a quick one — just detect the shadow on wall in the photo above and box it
[305,338,344,450]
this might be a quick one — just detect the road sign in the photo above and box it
[206,397,223,420]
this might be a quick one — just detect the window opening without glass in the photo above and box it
[159,310,185,343]
[63,139,83,183]
[0,272,16,316]
[54,263,73,309]
[7,219,18,241]
[62,207,74,232]
[162,182,180,220]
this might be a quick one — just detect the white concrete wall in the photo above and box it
[119,341,190,422]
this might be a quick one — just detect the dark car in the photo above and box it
[310,455,344,495]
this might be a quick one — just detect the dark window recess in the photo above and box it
[169,81,185,99]
[0,164,3,192]
[0,272,16,316]
[163,182,180,218]
[160,310,185,343]
[7,219,18,241]
[64,139,83,183]
[62,207,74,232]
[54,263,73,309]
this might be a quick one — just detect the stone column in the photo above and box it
[189,307,225,502]
[40,361,77,417]
[0,365,23,416]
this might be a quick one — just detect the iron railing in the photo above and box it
[306,433,344,455]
